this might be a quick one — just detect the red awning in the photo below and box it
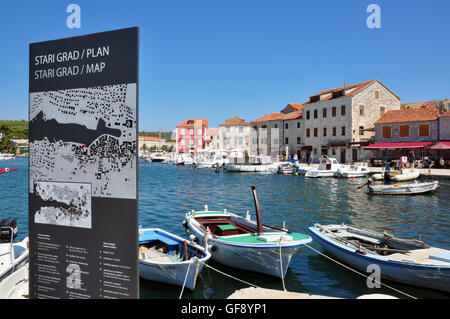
[364,141,433,150]
[430,141,450,150]
[301,146,312,151]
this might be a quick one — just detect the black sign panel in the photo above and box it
[29,27,139,299]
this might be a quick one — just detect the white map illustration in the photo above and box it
[29,83,137,199]
[34,182,92,229]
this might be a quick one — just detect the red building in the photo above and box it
[176,119,208,154]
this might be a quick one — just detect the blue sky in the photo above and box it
[0,0,449,131]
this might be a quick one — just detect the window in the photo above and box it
[380,106,385,116]
[261,138,267,144]
[274,124,278,129]
[341,126,346,136]
[198,129,202,135]
[314,109,318,119]
[375,90,380,99]
[297,122,300,128]
[285,137,289,145]
[306,128,310,138]
[323,127,327,136]
[332,127,336,136]
[341,105,346,116]
[226,127,230,133]
[261,125,267,129]
[359,126,364,136]
[400,125,409,137]
[314,128,318,137]
[359,105,364,116]
[297,137,301,144]
[285,123,288,130]
[273,138,279,145]
[306,111,310,120]
[239,138,244,145]
[332,107,337,117]
[226,138,231,145]
[382,126,391,138]
[189,129,193,135]
[239,126,244,133]
[323,108,327,118]
[252,138,257,144]
[181,139,185,146]
[419,125,430,137]
[198,139,202,146]
[189,139,194,145]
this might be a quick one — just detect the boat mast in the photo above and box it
[251,186,263,235]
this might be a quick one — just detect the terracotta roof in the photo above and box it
[375,107,439,125]
[287,103,303,111]
[176,119,208,128]
[139,136,161,141]
[250,113,284,123]
[219,116,250,127]
[441,110,450,117]
[304,80,378,104]
[279,110,302,120]
[207,129,219,135]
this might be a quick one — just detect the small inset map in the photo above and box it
[34,182,92,229]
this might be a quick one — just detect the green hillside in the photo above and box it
[0,120,28,139]
[139,131,175,142]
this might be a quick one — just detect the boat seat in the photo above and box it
[388,247,449,266]
[217,224,239,236]
[139,230,178,246]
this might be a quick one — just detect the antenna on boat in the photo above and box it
[251,186,263,235]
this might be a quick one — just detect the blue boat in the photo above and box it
[138,228,211,290]
[308,224,450,293]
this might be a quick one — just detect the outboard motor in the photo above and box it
[0,217,18,242]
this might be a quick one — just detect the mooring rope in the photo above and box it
[198,260,262,289]
[178,261,192,299]
[303,243,418,299]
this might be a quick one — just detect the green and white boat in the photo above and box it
[183,187,312,278]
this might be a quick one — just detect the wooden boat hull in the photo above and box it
[368,181,439,195]
[309,225,450,293]
[185,211,312,278]
[138,228,211,290]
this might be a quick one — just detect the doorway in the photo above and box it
[340,149,346,164]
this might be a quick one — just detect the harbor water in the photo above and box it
[1,158,449,299]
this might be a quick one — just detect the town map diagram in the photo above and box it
[34,182,92,229]
[29,83,137,200]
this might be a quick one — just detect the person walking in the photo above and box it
[408,150,415,168]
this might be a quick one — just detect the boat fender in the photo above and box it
[208,245,217,252]
[189,234,197,243]
[355,249,367,255]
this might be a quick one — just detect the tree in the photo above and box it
[140,143,148,153]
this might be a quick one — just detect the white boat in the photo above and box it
[0,218,29,299]
[367,180,439,195]
[138,228,211,290]
[305,156,345,178]
[0,154,15,161]
[278,163,296,174]
[183,187,312,278]
[225,156,280,173]
[372,167,420,182]
[309,224,450,292]
[338,162,371,178]
[195,156,226,169]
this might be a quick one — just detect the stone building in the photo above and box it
[249,108,303,159]
[366,107,439,160]
[439,111,450,141]
[218,117,250,151]
[301,79,401,163]
[205,129,220,150]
